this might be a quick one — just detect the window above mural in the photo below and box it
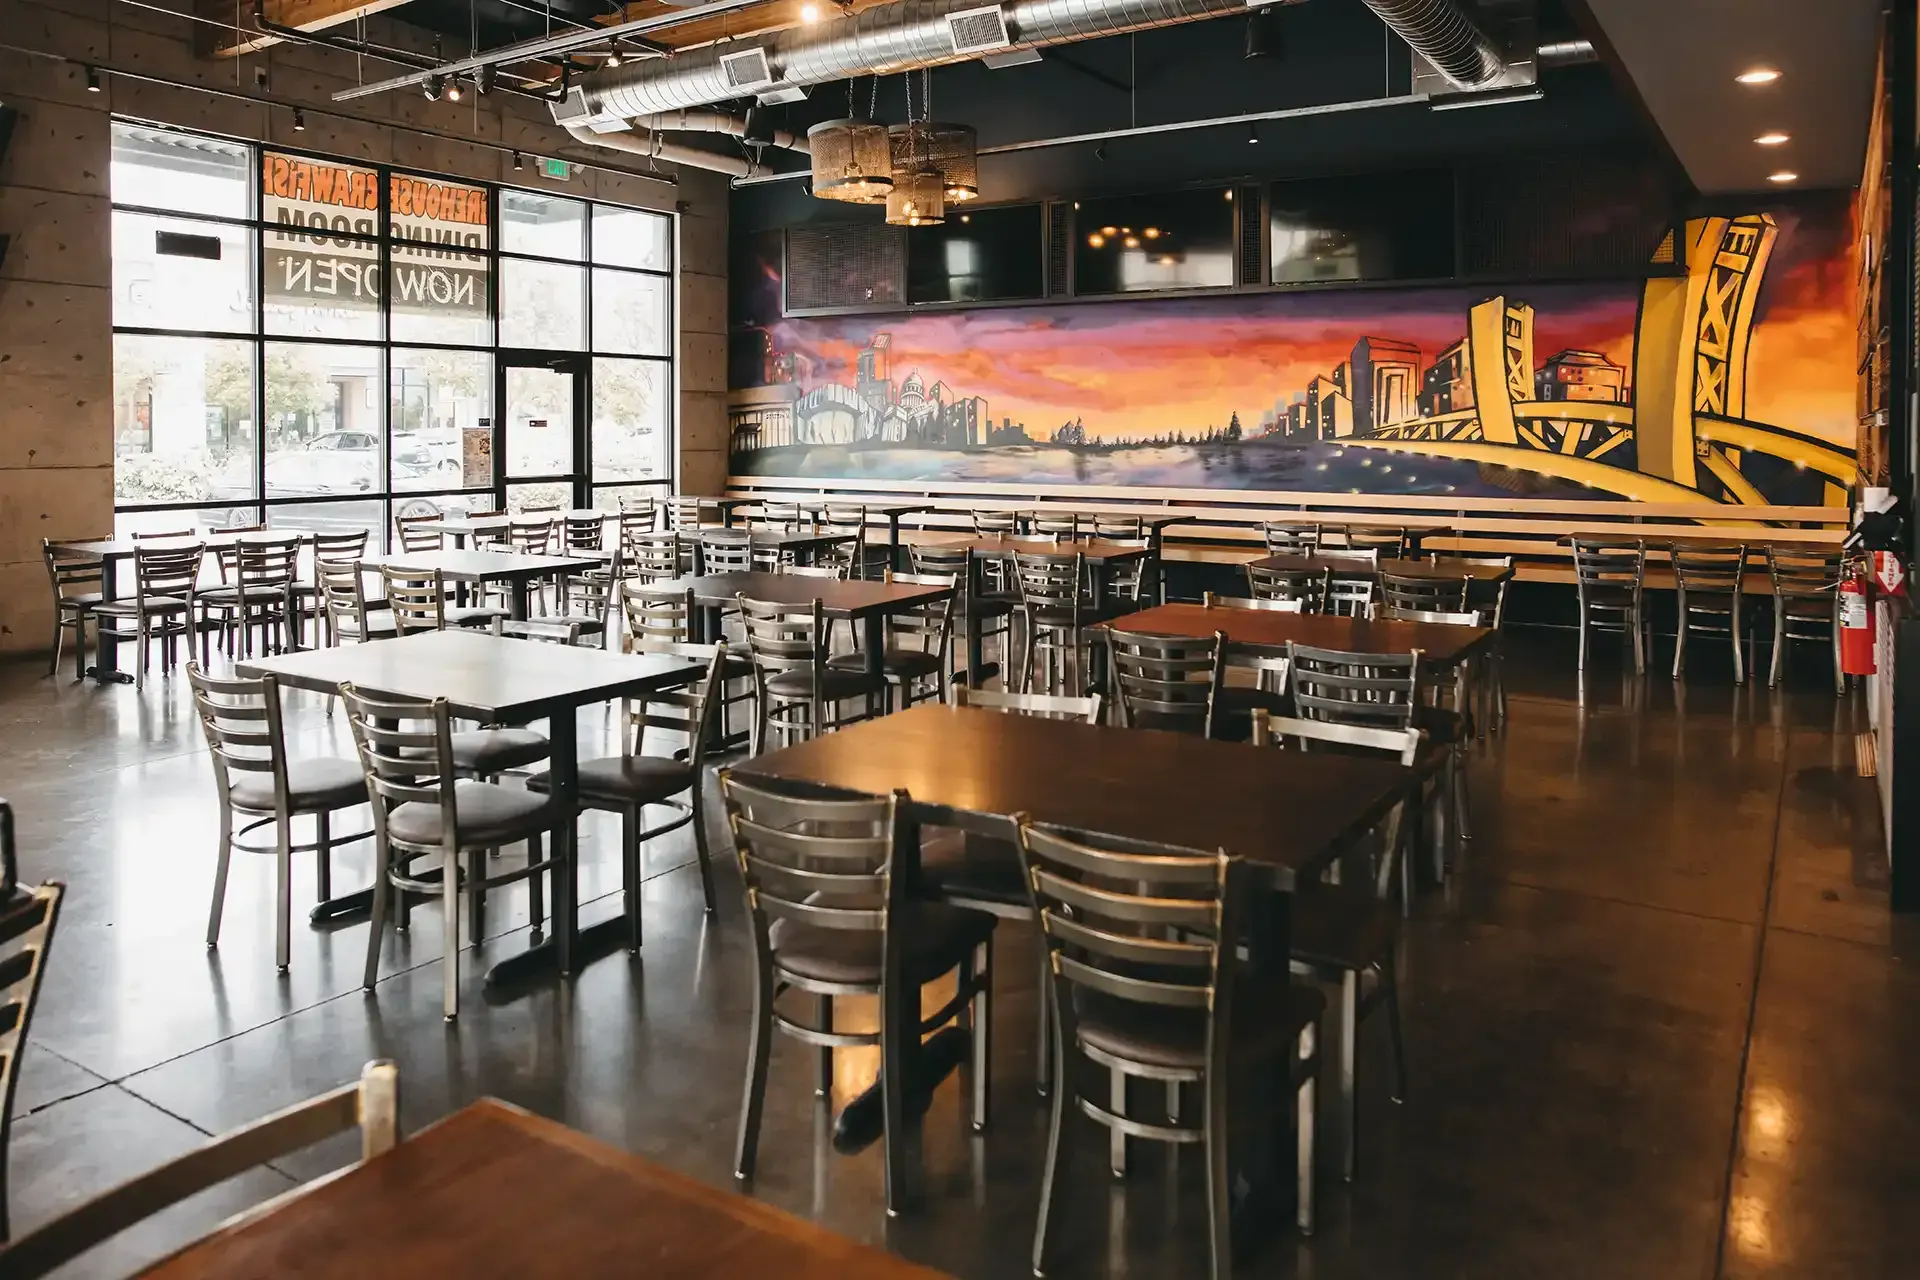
[906,204,1045,305]
[1072,187,1236,295]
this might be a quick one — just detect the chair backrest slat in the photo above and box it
[1106,627,1225,738]
[721,774,904,944]
[394,512,442,554]
[1246,563,1326,610]
[1287,642,1421,729]
[380,566,448,635]
[948,684,1101,722]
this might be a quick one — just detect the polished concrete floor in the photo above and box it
[2,629,1915,1278]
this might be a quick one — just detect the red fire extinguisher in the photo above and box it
[1840,559,1876,677]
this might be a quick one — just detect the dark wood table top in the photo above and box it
[735,704,1412,890]
[792,500,937,519]
[641,572,953,619]
[56,532,313,563]
[359,550,603,581]
[1113,602,1493,666]
[1246,553,1515,583]
[923,535,1152,563]
[236,630,701,722]
[140,1099,948,1280]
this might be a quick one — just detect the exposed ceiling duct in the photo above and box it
[559,107,812,178]
[1358,0,1505,89]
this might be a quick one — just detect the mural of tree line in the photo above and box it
[727,199,1857,506]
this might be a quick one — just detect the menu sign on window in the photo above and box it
[261,154,489,317]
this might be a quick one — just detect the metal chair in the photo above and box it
[1029,511,1079,541]
[1380,571,1469,614]
[187,664,369,972]
[1014,550,1091,696]
[562,513,605,553]
[40,540,102,681]
[721,775,996,1215]
[1103,537,1157,608]
[317,559,396,648]
[1251,708,1418,1182]
[913,543,1014,685]
[1261,522,1320,555]
[1318,548,1379,617]
[394,511,442,554]
[618,493,658,525]
[0,804,64,1244]
[510,545,620,646]
[528,644,728,932]
[827,571,954,710]
[972,508,1021,536]
[1105,626,1226,738]
[1344,526,1406,558]
[624,583,756,742]
[667,495,710,533]
[701,531,754,575]
[1670,542,1749,683]
[1766,548,1844,692]
[1380,607,1483,627]
[1017,819,1323,1276]
[1446,554,1513,730]
[293,530,369,647]
[822,504,890,578]
[380,565,453,635]
[1570,539,1647,672]
[1246,562,1327,611]
[0,1060,398,1278]
[738,596,887,753]
[202,536,303,659]
[344,685,567,1020]
[91,541,205,689]
[1090,513,1143,540]
[625,531,681,585]
[1204,591,1302,614]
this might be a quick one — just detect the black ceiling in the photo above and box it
[399,0,622,54]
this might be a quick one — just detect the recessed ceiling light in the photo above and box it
[1755,132,1790,146]
[1768,170,1799,183]
[1736,67,1781,85]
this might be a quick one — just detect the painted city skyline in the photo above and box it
[729,201,1858,505]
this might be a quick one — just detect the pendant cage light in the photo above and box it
[809,117,892,203]
[885,167,947,227]
[921,122,978,201]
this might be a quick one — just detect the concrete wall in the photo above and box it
[0,0,729,655]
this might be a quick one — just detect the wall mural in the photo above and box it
[728,200,1858,507]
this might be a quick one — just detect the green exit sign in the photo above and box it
[539,157,571,181]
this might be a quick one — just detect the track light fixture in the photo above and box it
[742,105,776,146]
[512,150,525,171]
[446,76,463,102]
[605,42,623,68]
[292,108,306,131]
[83,64,101,93]
[422,74,444,101]
[477,64,497,95]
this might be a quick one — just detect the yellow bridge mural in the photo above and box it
[1327,215,1854,505]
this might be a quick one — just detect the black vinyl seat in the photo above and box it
[769,900,995,986]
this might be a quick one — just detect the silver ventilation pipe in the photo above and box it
[1357,0,1505,89]
[567,0,1254,122]
[1536,37,1598,66]
[561,123,756,177]
[647,109,812,154]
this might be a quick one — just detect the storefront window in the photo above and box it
[109,122,676,536]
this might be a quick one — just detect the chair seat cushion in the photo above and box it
[450,728,550,774]
[1413,704,1467,746]
[228,756,367,813]
[968,596,1017,620]
[1290,884,1398,972]
[526,754,692,806]
[826,648,943,681]
[1074,979,1324,1071]
[501,615,607,642]
[770,900,995,986]
[920,830,1027,909]
[335,609,398,639]
[386,780,557,847]
[763,668,888,701]
[58,592,104,611]
[94,595,190,616]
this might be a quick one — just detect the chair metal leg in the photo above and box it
[689,777,719,915]
[1770,608,1785,686]
[363,842,390,990]
[1296,1025,1317,1236]
[441,846,460,1020]
[47,613,63,677]
[1202,1062,1232,1280]
[815,994,834,1098]
[1339,968,1359,1182]
[1109,1067,1128,1177]
[1383,956,1408,1103]
[970,939,992,1132]
[1035,942,1053,1098]
[527,832,545,944]
[274,814,293,973]
[621,812,642,951]
[1031,1012,1069,1277]
[1576,609,1589,672]
[735,954,774,1181]
[1672,604,1686,679]
[206,805,234,948]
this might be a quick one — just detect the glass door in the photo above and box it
[498,354,587,511]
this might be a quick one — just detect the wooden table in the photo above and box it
[54,533,316,685]
[359,550,603,620]
[141,1099,948,1279]
[238,631,701,970]
[1245,553,1516,584]
[421,509,612,549]
[1113,602,1492,667]
[640,572,953,682]
[736,703,1409,895]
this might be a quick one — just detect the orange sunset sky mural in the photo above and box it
[730,198,1857,505]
